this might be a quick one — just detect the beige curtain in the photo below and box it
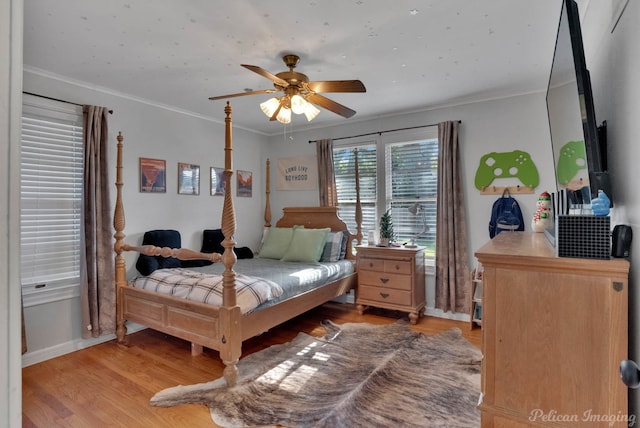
[316,139,338,207]
[435,121,470,313]
[81,106,115,338]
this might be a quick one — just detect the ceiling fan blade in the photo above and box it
[208,89,277,101]
[306,80,366,93]
[306,93,356,118]
[241,64,289,87]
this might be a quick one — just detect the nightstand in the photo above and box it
[355,245,426,324]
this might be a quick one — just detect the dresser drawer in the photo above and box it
[358,285,412,306]
[359,270,412,291]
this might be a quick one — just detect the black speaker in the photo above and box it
[612,225,632,258]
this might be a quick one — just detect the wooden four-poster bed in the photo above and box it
[113,102,362,385]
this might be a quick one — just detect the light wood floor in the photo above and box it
[22,302,481,427]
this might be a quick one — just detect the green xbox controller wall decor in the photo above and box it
[474,150,540,190]
[556,140,587,185]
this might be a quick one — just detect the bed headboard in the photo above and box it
[275,206,356,259]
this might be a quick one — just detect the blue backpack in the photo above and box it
[489,194,524,238]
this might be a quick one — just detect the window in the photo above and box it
[20,95,84,303]
[385,138,438,258]
[333,128,438,260]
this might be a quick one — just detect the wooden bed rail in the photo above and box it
[120,244,222,263]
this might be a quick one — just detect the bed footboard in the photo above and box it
[118,286,222,349]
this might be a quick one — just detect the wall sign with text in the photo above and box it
[277,156,318,191]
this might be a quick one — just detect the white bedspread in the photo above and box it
[132,268,283,314]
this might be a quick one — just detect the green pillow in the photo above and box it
[257,227,295,260]
[281,228,331,263]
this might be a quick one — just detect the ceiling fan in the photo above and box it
[208,54,366,123]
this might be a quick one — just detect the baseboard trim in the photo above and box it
[21,322,147,367]
[425,306,471,322]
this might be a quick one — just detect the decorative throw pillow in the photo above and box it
[201,228,225,254]
[339,230,350,259]
[135,229,182,275]
[320,231,344,262]
[257,227,296,260]
[281,227,331,263]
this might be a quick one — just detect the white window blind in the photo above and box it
[385,138,438,257]
[333,144,377,243]
[20,96,84,297]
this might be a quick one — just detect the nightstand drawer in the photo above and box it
[359,258,412,275]
[358,257,385,272]
[358,285,412,306]
[383,260,412,275]
[359,270,412,291]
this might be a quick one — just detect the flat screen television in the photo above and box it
[546,0,610,202]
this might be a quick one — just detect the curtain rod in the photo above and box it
[308,120,461,144]
[23,92,113,114]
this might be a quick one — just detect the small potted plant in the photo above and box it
[379,209,395,247]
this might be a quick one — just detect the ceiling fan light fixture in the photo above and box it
[290,94,307,114]
[276,106,292,124]
[288,94,320,121]
[260,97,280,117]
[303,103,320,121]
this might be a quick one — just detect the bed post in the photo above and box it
[354,148,363,245]
[113,132,128,344]
[264,158,271,227]
[219,102,242,386]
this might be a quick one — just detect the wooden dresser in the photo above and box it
[355,245,425,324]
[476,232,630,427]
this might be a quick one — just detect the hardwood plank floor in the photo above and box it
[22,303,481,427]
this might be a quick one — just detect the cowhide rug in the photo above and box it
[151,320,482,427]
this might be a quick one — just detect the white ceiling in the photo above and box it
[23,0,584,135]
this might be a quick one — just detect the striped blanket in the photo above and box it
[132,268,283,314]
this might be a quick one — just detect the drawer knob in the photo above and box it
[380,292,389,299]
[379,277,389,284]
[395,264,400,270]
[369,262,374,268]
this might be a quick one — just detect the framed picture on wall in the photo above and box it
[139,157,166,193]
[178,162,200,195]
[211,167,226,196]
[237,170,252,197]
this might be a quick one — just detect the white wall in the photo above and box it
[580,0,640,414]
[21,69,269,364]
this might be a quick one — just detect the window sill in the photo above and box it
[22,284,81,308]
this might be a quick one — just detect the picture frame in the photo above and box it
[139,157,166,193]
[236,170,252,197]
[178,162,200,195]
[211,167,226,196]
